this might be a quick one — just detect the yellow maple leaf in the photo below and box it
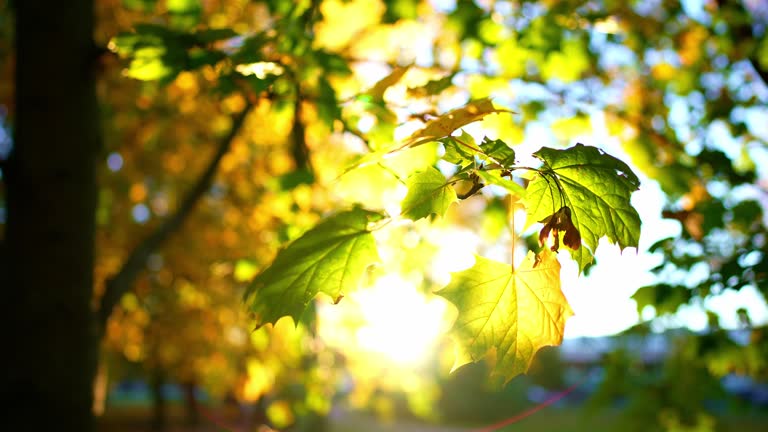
[403,98,513,148]
[437,248,573,383]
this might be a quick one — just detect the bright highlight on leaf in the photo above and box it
[365,65,410,101]
[244,208,383,327]
[342,99,511,174]
[437,249,573,383]
[476,170,526,199]
[404,98,513,148]
[401,167,457,220]
[525,143,641,272]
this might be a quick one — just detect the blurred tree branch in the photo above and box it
[291,85,312,172]
[97,103,254,331]
[716,0,768,85]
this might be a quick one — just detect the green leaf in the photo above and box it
[525,143,641,272]
[168,0,202,30]
[188,48,225,69]
[401,167,457,220]
[271,169,315,191]
[479,137,515,166]
[314,50,353,76]
[632,284,691,316]
[383,0,419,23]
[244,208,384,327]
[316,77,341,128]
[365,66,410,101]
[407,73,456,98]
[441,130,480,165]
[231,33,269,64]
[194,28,238,44]
[476,170,526,199]
[234,259,259,282]
[122,0,157,12]
[437,249,573,383]
[111,24,227,82]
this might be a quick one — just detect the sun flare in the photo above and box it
[318,274,449,367]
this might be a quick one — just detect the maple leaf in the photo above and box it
[479,137,516,166]
[476,170,527,199]
[441,130,481,165]
[404,98,513,148]
[401,167,457,220]
[437,249,573,383]
[244,208,383,327]
[341,99,510,175]
[364,65,410,101]
[525,143,641,272]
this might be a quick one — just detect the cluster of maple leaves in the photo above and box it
[246,99,642,382]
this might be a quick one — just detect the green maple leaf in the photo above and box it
[437,249,573,383]
[401,167,457,220]
[525,143,641,272]
[476,170,526,199]
[479,137,516,166]
[244,208,383,327]
[441,130,480,165]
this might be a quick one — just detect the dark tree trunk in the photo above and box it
[183,380,201,426]
[1,0,100,431]
[151,368,168,431]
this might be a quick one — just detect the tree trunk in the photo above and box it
[1,0,100,430]
[183,380,201,426]
[151,368,168,431]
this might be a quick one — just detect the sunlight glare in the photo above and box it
[320,274,448,368]
[235,62,284,79]
[355,275,448,366]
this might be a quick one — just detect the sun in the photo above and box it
[318,274,449,367]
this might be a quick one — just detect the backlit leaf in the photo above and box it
[245,208,384,327]
[401,167,457,220]
[341,100,508,174]
[479,137,515,166]
[404,98,513,148]
[525,143,641,272]
[441,130,480,165]
[407,73,456,98]
[437,249,573,383]
[168,0,202,29]
[476,170,526,199]
[365,66,410,101]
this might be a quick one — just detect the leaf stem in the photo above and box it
[376,162,407,185]
[508,195,516,273]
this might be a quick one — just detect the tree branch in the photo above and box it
[716,0,768,86]
[97,103,253,331]
[291,84,312,172]
[748,56,768,87]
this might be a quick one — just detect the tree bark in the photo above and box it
[1,0,100,430]
[151,368,168,432]
[182,380,201,426]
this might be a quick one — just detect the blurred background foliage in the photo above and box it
[1,0,768,431]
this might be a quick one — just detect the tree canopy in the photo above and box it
[2,0,767,431]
